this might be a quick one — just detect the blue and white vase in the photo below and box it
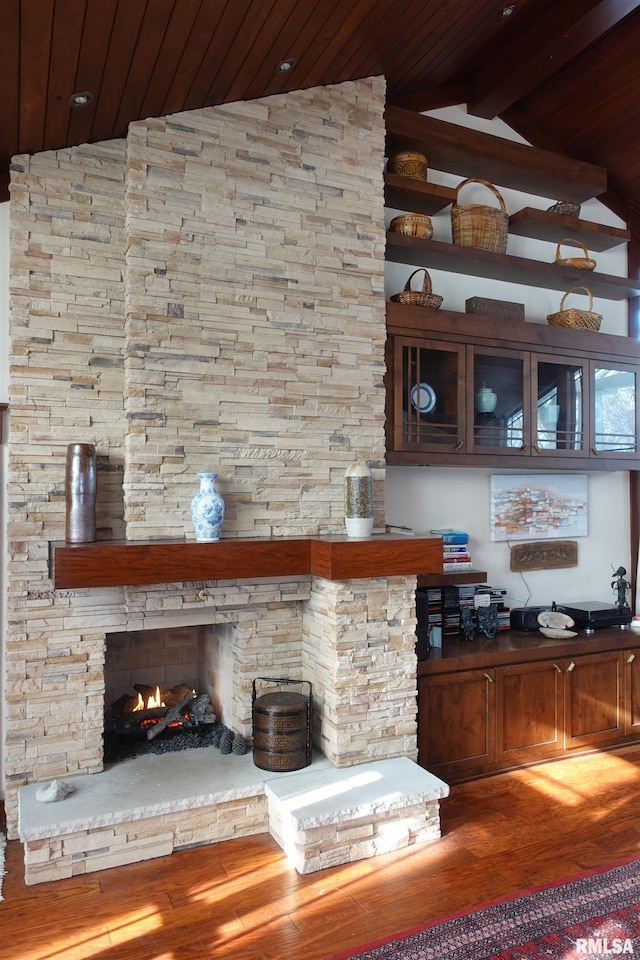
[191,472,225,542]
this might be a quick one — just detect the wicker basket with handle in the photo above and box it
[547,286,602,332]
[390,268,443,309]
[451,178,508,253]
[554,238,596,271]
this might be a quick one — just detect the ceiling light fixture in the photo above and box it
[500,3,517,16]
[276,58,296,74]
[68,91,94,108]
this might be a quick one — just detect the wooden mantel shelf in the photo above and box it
[49,534,443,589]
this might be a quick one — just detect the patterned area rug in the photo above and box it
[326,857,640,960]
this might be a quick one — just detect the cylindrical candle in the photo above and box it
[65,443,97,543]
[344,462,373,538]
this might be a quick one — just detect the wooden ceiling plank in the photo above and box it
[18,0,55,155]
[0,0,21,165]
[259,0,348,101]
[159,1,229,116]
[237,0,322,102]
[113,0,177,134]
[385,0,497,101]
[137,0,205,120]
[220,0,293,104]
[468,0,640,120]
[89,0,150,144]
[43,0,88,152]
[65,0,119,150]
[179,0,257,113]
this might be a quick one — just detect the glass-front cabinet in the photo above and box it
[530,354,586,461]
[385,323,640,470]
[469,346,528,456]
[591,361,638,459]
[389,336,465,453]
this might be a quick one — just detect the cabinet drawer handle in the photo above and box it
[567,661,576,672]
[553,663,561,672]
[592,447,599,456]
[483,672,494,683]
[455,441,464,450]
[628,653,636,664]
[533,444,540,453]
[520,443,528,451]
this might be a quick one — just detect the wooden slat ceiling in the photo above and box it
[3,0,640,233]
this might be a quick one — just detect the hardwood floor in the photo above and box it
[3,745,640,960]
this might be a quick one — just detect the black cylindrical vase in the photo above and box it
[65,443,97,543]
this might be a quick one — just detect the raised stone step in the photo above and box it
[265,756,449,874]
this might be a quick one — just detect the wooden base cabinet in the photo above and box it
[564,650,624,749]
[418,669,495,779]
[496,660,563,763]
[419,640,640,782]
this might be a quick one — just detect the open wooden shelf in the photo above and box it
[418,570,488,588]
[384,172,455,216]
[49,533,443,589]
[385,232,640,300]
[385,106,607,203]
[508,207,630,251]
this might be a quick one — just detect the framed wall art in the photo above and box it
[490,474,588,542]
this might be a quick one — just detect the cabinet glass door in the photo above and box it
[394,338,464,451]
[469,347,527,453]
[592,363,637,457]
[532,355,585,458]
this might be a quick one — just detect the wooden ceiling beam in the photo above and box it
[467,0,640,120]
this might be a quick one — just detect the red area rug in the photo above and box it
[326,857,640,959]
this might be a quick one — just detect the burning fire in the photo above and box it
[132,686,166,711]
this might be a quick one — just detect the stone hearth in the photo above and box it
[19,752,448,885]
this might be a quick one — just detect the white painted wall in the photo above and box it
[385,105,632,612]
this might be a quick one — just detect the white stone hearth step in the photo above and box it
[18,752,448,884]
[265,756,450,874]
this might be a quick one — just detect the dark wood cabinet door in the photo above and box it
[418,669,495,777]
[564,651,624,749]
[496,660,563,762]
[624,648,640,735]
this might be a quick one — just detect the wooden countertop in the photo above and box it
[418,626,640,675]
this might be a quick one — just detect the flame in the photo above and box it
[131,686,165,711]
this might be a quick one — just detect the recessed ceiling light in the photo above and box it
[500,3,517,16]
[276,58,296,74]
[68,91,94,108]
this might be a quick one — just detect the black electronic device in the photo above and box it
[558,601,632,630]
[510,606,550,632]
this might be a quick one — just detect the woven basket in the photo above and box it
[387,151,428,180]
[547,200,581,218]
[390,269,443,309]
[389,213,433,239]
[554,238,596,271]
[547,286,602,332]
[451,178,508,253]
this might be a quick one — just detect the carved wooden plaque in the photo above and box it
[510,540,578,572]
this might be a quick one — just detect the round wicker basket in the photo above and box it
[389,213,433,239]
[387,151,428,180]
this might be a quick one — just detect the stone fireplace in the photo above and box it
[4,75,447,882]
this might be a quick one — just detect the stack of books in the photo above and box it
[432,529,473,572]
